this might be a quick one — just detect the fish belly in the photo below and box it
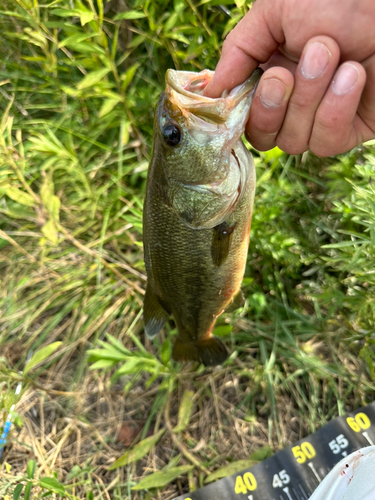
[143,170,253,366]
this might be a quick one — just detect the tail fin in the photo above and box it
[172,335,228,366]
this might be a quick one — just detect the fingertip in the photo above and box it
[204,5,281,98]
[309,61,367,156]
[331,62,364,96]
[258,66,294,107]
[245,67,294,151]
[204,46,259,98]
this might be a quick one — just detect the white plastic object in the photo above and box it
[309,445,375,500]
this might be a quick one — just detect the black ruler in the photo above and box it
[173,402,375,500]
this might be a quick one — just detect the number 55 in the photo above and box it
[329,434,349,454]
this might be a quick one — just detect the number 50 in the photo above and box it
[292,442,316,464]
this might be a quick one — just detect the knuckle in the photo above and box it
[277,135,307,155]
[310,112,352,156]
[247,115,280,137]
[250,139,276,152]
[246,131,276,151]
[288,95,314,113]
[221,35,232,54]
[252,121,279,136]
[315,109,342,131]
[309,144,332,157]
[309,134,347,157]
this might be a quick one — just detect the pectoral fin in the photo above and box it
[225,289,245,313]
[211,222,236,267]
[144,284,170,338]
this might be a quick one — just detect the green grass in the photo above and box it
[1,1,375,499]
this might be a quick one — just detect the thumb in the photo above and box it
[205,1,282,98]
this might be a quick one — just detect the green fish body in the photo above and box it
[143,68,262,366]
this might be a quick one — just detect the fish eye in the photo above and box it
[162,124,181,147]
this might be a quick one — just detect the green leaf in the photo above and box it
[321,241,362,249]
[40,176,60,228]
[26,460,36,479]
[24,342,62,375]
[67,465,82,481]
[111,357,142,377]
[132,465,193,490]
[24,482,32,500]
[39,477,65,495]
[114,11,146,20]
[63,41,105,54]
[174,390,194,433]
[77,68,111,90]
[205,460,258,483]
[13,483,23,500]
[41,219,58,244]
[248,445,273,461]
[205,446,273,483]
[50,196,60,222]
[87,346,128,362]
[262,146,284,164]
[6,187,35,207]
[121,63,140,92]
[79,11,95,26]
[89,359,115,370]
[58,32,99,49]
[105,334,131,355]
[213,325,233,337]
[161,338,171,365]
[0,10,30,20]
[98,97,122,117]
[51,8,80,17]
[109,429,165,469]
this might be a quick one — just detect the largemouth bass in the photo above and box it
[143,68,262,366]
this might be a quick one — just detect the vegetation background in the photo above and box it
[1,0,375,498]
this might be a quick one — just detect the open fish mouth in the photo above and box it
[165,68,263,125]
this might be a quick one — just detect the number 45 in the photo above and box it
[272,470,290,488]
[329,434,349,454]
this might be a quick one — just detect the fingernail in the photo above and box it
[301,42,331,79]
[332,63,359,95]
[260,78,286,108]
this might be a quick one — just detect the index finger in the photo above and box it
[204,2,281,98]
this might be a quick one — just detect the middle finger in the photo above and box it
[276,35,340,155]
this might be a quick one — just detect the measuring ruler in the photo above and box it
[173,402,375,500]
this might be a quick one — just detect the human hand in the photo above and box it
[204,0,375,157]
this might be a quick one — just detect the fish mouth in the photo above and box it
[165,68,263,125]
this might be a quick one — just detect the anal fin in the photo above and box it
[225,289,245,313]
[143,284,170,338]
[172,335,228,367]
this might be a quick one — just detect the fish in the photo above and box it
[143,67,262,366]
